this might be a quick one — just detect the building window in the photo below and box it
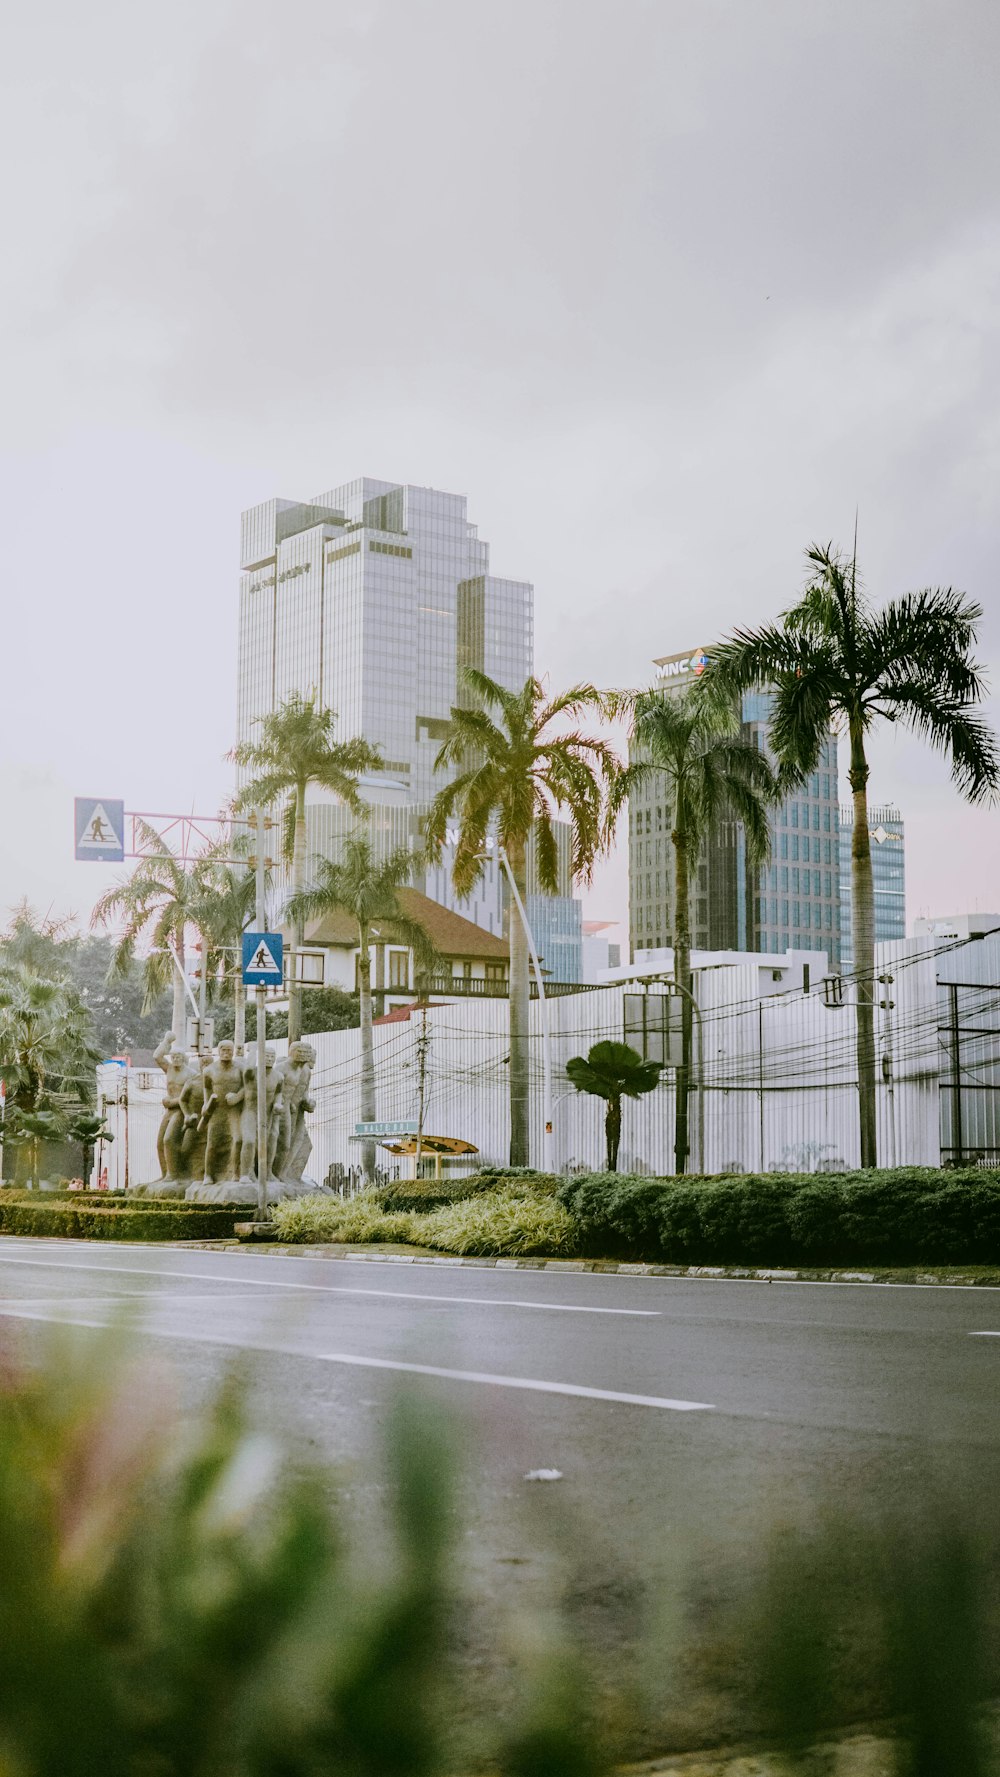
[485,962,505,981]
[388,949,409,989]
[791,804,799,828]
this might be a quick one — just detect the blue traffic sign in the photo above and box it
[242,931,284,986]
[75,798,125,862]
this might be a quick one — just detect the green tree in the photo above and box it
[708,542,1000,1167]
[92,822,205,1044]
[213,988,360,1044]
[3,1107,68,1191]
[610,682,778,1173]
[565,1041,662,1172]
[231,693,383,1045]
[66,1110,113,1189]
[0,964,95,1119]
[426,671,617,1167]
[189,854,257,1051]
[287,831,438,1182]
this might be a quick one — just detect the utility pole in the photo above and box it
[252,807,270,1224]
[879,972,896,1168]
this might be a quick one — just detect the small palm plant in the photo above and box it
[565,1041,662,1173]
[231,693,384,1042]
[66,1111,113,1190]
[286,831,439,1182]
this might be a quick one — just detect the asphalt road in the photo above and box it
[1,1239,998,1754]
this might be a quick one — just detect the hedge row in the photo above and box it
[379,1169,561,1214]
[0,1201,242,1242]
[556,1167,1000,1266]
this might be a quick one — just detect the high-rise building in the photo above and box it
[838,805,905,967]
[627,654,841,964]
[237,476,581,968]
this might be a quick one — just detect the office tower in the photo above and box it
[628,655,841,964]
[838,805,905,968]
[237,476,581,966]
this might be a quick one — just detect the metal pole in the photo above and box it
[498,845,554,1174]
[879,972,896,1168]
[254,808,269,1223]
[950,981,963,1166]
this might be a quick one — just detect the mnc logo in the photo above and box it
[689,648,709,675]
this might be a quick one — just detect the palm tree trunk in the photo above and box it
[606,1096,622,1172]
[172,936,187,1045]
[848,719,878,1169]
[672,807,693,1176]
[288,781,308,1044]
[507,838,530,1167]
[234,976,246,1054]
[358,923,376,1184]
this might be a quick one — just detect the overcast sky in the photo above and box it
[2,0,999,939]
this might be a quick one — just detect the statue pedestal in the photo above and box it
[182,1177,332,1206]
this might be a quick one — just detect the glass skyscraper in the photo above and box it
[838,804,905,968]
[628,658,841,965]
[238,476,581,967]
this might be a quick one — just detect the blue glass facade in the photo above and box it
[526,895,583,985]
[838,805,905,968]
[741,692,841,965]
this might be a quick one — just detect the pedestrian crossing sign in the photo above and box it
[75,798,125,862]
[242,931,284,985]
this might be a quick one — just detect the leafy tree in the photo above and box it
[0,964,95,1117]
[610,682,779,1173]
[708,542,1000,1167]
[65,1111,113,1189]
[231,693,383,1044]
[92,822,205,1043]
[65,934,172,1060]
[287,832,437,1182]
[213,988,360,1044]
[565,1041,662,1172]
[2,1106,68,1190]
[426,671,618,1167]
[189,853,257,1049]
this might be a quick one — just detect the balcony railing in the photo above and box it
[392,974,592,1000]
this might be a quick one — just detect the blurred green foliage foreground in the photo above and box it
[0,1330,998,1776]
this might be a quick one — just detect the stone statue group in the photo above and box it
[137,1033,327,1204]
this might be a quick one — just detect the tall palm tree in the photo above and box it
[231,693,384,1043]
[0,964,95,1118]
[286,831,438,1183]
[610,682,779,1174]
[189,855,257,1051]
[565,1041,662,1172]
[707,542,1000,1167]
[92,822,202,1042]
[426,670,619,1167]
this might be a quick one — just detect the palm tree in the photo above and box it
[426,670,619,1167]
[707,542,1000,1167]
[286,831,438,1182]
[0,964,95,1118]
[610,682,779,1174]
[66,1111,113,1190]
[189,855,257,1051]
[566,1041,662,1172]
[231,693,384,1044]
[92,822,202,1042]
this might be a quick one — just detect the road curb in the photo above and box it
[202,1235,1000,1287]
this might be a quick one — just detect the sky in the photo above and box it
[2,0,999,941]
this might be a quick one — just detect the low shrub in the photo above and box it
[413,1188,578,1257]
[381,1170,562,1213]
[556,1166,1000,1266]
[271,1192,416,1246]
[0,1201,241,1241]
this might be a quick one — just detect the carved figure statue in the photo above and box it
[154,1033,196,1181]
[275,1037,314,1179]
[178,1058,209,1183]
[233,1048,284,1183]
[199,1041,244,1183]
[282,1042,316,1183]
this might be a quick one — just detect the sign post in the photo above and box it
[241,823,282,1224]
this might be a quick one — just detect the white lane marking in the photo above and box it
[969,1331,1000,1337]
[0,1252,656,1316]
[0,1304,711,1412]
